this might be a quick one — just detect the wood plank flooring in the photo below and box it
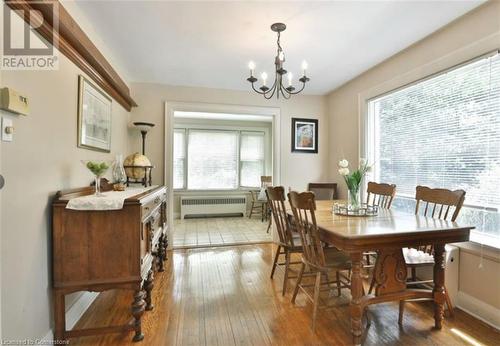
[71,244,499,346]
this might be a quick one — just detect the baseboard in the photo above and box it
[40,292,99,341]
[456,291,500,330]
[66,292,99,330]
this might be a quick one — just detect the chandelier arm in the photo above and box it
[280,86,291,99]
[288,81,307,95]
[263,74,279,99]
[250,82,267,95]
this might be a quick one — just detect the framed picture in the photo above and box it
[291,117,318,153]
[77,75,112,152]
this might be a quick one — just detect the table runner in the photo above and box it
[65,186,157,210]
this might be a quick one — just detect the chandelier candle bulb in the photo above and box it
[248,61,255,75]
[261,72,268,86]
[288,72,293,86]
[302,60,308,74]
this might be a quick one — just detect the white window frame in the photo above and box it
[173,124,269,192]
[360,50,500,247]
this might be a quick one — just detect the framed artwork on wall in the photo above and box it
[77,75,112,152]
[291,117,318,153]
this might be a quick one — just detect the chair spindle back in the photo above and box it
[415,185,465,222]
[414,185,466,254]
[366,182,397,209]
[266,187,296,247]
[288,191,325,268]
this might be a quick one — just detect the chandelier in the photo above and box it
[246,23,310,99]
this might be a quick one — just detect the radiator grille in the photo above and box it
[181,197,246,206]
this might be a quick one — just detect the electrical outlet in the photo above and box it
[2,117,13,142]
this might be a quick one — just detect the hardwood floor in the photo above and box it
[71,244,499,346]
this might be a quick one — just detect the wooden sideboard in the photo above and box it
[52,183,168,342]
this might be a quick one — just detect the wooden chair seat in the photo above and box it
[303,248,352,272]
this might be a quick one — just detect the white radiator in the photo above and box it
[180,195,247,219]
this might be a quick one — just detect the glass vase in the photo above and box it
[112,154,127,184]
[95,175,102,196]
[348,187,361,211]
[82,160,111,197]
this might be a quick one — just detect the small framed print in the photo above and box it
[291,117,318,153]
[77,75,112,152]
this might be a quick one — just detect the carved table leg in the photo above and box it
[433,244,446,330]
[349,252,363,346]
[132,288,146,342]
[54,290,66,342]
[145,268,155,311]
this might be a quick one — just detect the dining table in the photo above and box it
[286,200,473,345]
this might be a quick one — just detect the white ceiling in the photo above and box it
[71,0,484,95]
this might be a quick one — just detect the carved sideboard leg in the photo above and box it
[131,288,146,342]
[349,252,363,346]
[433,244,446,330]
[158,235,165,272]
[54,290,66,342]
[145,268,155,311]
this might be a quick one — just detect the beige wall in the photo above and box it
[0,52,131,340]
[130,83,329,192]
[326,0,500,322]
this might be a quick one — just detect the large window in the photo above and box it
[367,52,500,241]
[173,128,266,190]
[240,131,265,187]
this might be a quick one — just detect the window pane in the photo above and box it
[187,130,238,189]
[240,132,265,187]
[368,53,500,239]
[173,129,185,189]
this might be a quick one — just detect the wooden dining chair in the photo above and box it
[288,191,351,331]
[366,182,397,294]
[248,190,265,220]
[307,183,338,200]
[398,185,466,325]
[267,186,302,295]
[261,176,273,231]
[366,182,397,209]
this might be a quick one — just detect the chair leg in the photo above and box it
[336,271,342,296]
[311,271,322,332]
[368,275,376,295]
[445,286,454,317]
[282,251,290,296]
[398,300,405,325]
[266,218,272,233]
[270,245,281,279]
[292,263,305,304]
[249,203,254,218]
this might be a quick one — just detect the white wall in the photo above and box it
[130,83,329,191]
[0,43,131,342]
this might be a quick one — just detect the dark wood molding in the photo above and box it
[5,0,137,111]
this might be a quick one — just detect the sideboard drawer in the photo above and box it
[141,192,166,219]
